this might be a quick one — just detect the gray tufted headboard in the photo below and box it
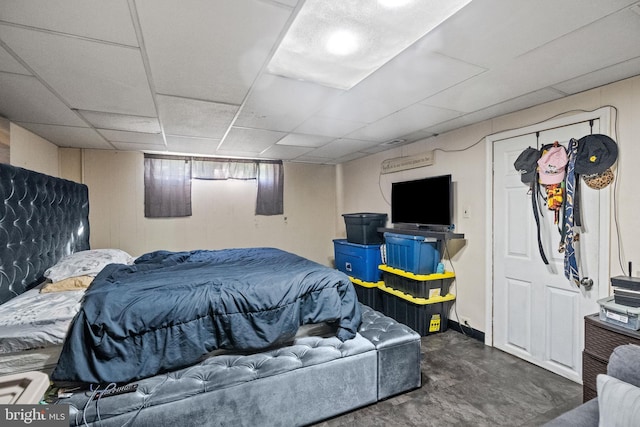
[0,163,90,304]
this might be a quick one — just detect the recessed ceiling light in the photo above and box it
[326,30,359,56]
[267,0,473,90]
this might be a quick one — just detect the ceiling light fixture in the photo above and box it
[267,0,473,90]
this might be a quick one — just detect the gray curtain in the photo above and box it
[144,155,192,218]
[256,161,283,215]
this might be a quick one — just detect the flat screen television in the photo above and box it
[391,174,453,229]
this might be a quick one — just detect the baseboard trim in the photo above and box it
[448,320,485,342]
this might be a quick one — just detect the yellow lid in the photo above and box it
[379,264,455,281]
[349,276,383,288]
[378,282,456,304]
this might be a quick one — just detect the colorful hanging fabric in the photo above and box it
[563,138,580,286]
[545,183,564,224]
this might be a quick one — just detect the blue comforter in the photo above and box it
[51,248,361,384]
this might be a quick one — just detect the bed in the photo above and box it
[0,163,422,426]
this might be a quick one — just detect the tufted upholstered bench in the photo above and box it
[60,304,421,427]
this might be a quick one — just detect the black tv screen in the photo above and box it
[391,174,453,228]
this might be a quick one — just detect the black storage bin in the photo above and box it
[380,265,454,299]
[343,213,387,245]
[379,283,455,336]
[350,277,383,312]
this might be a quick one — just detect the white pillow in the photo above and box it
[44,249,134,282]
[597,374,640,427]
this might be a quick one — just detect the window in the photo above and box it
[144,155,283,218]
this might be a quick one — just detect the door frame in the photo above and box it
[484,107,613,346]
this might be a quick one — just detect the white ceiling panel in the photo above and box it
[235,74,343,132]
[420,0,639,68]
[294,116,366,138]
[0,73,86,126]
[79,110,160,133]
[349,51,485,111]
[552,57,640,95]
[314,92,400,124]
[135,0,291,104]
[17,123,113,149]
[0,45,30,75]
[111,141,167,152]
[307,138,377,159]
[98,129,164,145]
[0,0,138,46]
[0,25,155,116]
[276,133,333,148]
[259,144,313,160]
[165,136,220,156]
[347,104,463,142]
[423,88,567,136]
[220,127,286,153]
[157,95,239,139]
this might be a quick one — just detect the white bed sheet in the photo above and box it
[0,284,83,354]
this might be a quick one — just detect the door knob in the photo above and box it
[580,277,594,290]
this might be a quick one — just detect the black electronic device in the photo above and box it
[391,174,453,229]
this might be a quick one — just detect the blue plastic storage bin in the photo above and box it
[384,232,440,275]
[333,239,383,283]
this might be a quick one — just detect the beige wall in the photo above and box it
[79,150,339,266]
[340,75,640,333]
[9,123,59,177]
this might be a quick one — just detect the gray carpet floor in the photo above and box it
[314,329,584,426]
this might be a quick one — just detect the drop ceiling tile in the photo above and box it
[293,155,333,164]
[314,92,398,124]
[347,104,462,142]
[165,136,220,156]
[552,57,640,95]
[0,0,138,46]
[0,25,155,116]
[276,133,333,148]
[260,144,313,160]
[423,88,566,135]
[424,7,640,113]
[111,141,167,152]
[98,129,164,145]
[307,138,377,159]
[0,46,30,75]
[235,74,343,132]
[157,95,239,139]
[294,115,365,138]
[334,152,369,164]
[220,127,286,153]
[136,0,291,104]
[78,110,160,133]
[0,73,86,126]
[16,123,113,149]
[418,0,639,69]
[351,51,485,111]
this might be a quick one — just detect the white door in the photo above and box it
[493,120,609,383]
